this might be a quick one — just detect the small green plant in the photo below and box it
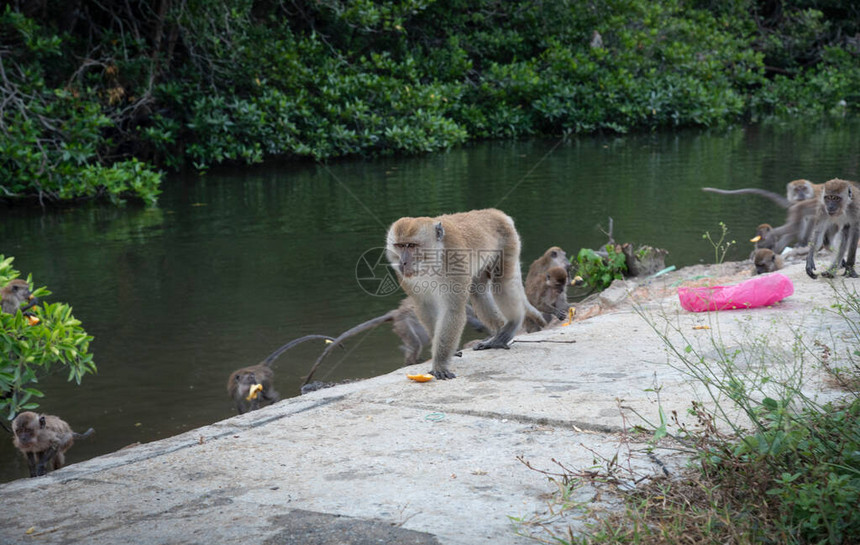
[575,245,627,291]
[0,255,96,421]
[702,221,736,264]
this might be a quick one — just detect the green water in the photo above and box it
[1,121,858,482]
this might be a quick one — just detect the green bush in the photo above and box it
[1,1,858,203]
[575,245,627,291]
[0,256,96,420]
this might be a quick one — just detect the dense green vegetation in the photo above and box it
[1,0,857,203]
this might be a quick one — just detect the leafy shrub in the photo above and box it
[1,1,858,203]
[0,256,96,420]
[575,245,627,291]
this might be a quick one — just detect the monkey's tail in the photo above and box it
[301,311,398,387]
[702,187,790,208]
[262,334,338,367]
[74,428,95,440]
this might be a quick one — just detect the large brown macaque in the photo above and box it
[702,179,819,208]
[386,209,544,379]
[1,279,34,314]
[11,411,94,477]
[806,179,860,279]
[227,334,335,414]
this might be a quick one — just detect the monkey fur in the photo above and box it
[228,334,335,414]
[386,208,544,379]
[12,411,94,477]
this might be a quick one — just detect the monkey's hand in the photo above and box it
[805,263,818,279]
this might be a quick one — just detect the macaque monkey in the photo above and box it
[525,247,569,292]
[806,179,860,279]
[524,246,570,331]
[761,198,826,255]
[787,179,819,202]
[12,411,94,477]
[1,279,35,314]
[227,334,335,414]
[752,248,784,275]
[533,266,570,322]
[386,209,544,379]
[702,179,819,208]
[749,224,774,250]
[304,299,488,386]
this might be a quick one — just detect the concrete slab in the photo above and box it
[0,260,853,544]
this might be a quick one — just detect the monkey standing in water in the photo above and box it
[806,179,860,279]
[386,208,545,379]
[227,334,336,414]
[12,411,94,477]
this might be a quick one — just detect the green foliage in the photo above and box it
[0,7,163,205]
[0,256,96,420]
[1,1,859,202]
[576,245,627,291]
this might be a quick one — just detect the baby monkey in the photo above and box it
[752,248,784,275]
[12,411,94,477]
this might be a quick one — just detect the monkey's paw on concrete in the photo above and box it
[678,273,794,312]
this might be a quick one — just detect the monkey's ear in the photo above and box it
[435,222,444,241]
[38,416,46,428]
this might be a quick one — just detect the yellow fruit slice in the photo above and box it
[26,315,40,326]
[246,383,263,401]
[407,374,434,382]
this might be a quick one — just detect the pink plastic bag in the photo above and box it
[678,273,794,312]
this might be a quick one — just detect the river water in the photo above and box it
[1,121,858,482]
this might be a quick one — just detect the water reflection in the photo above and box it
[1,121,858,482]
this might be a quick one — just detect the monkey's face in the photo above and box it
[754,250,777,274]
[234,373,258,395]
[789,180,814,201]
[12,413,41,447]
[393,242,420,277]
[387,218,442,279]
[824,194,843,216]
[2,280,31,304]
